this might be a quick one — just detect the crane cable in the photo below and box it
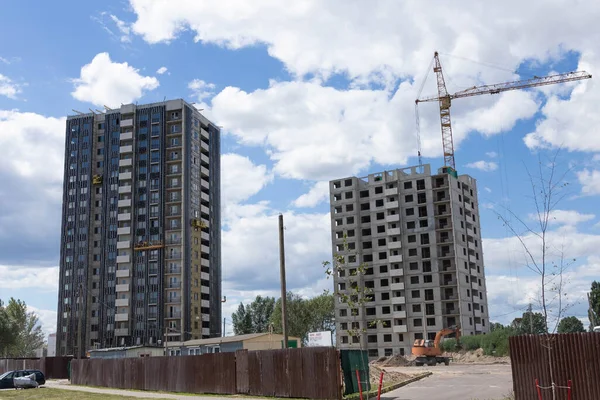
[415,56,435,170]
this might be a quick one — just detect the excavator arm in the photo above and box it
[434,326,460,349]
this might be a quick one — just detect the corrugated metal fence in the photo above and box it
[509,333,600,400]
[0,357,72,379]
[72,347,341,399]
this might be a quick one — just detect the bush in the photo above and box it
[440,338,457,352]
[459,335,482,351]
[480,327,515,356]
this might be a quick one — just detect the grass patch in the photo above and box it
[0,387,171,399]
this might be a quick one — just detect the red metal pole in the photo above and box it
[356,370,363,400]
[377,371,385,400]
[535,379,543,400]
[567,379,572,400]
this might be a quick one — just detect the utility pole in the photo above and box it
[165,326,169,356]
[223,318,226,337]
[278,214,288,348]
[77,283,83,359]
[528,303,533,334]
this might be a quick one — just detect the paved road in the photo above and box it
[384,364,512,400]
[44,380,270,400]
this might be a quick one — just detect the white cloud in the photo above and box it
[188,79,216,102]
[484,187,492,193]
[110,14,132,42]
[156,66,168,74]
[465,160,498,172]
[127,0,600,86]
[27,306,57,338]
[545,210,595,226]
[486,152,498,158]
[71,52,159,107]
[577,169,600,196]
[0,265,59,290]
[292,181,330,208]
[0,74,22,99]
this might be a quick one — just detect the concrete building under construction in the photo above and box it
[329,164,489,358]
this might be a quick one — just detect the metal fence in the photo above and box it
[509,333,600,400]
[72,347,341,399]
[0,357,72,379]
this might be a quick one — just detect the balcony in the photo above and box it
[120,145,133,153]
[201,205,210,215]
[166,296,181,304]
[166,237,182,245]
[441,294,458,301]
[166,253,182,260]
[387,227,401,236]
[389,254,403,263]
[117,213,131,221]
[166,267,181,274]
[119,172,132,180]
[167,194,181,203]
[116,268,130,278]
[149,267,158,276]
[391,296,406,305]
[117,226,130,235]
[391,282,405,291]
[116,283,130,292]
[468,241,476,251]
[201,128,209,140]
[115,328,129,336]
[148,313,158,319]
[166,311,182,319]
[115,313,129,322]
[475,323,483,331]
[393,310,407,319]
[118,185,132,194]
[116,240,130,249]
[439,250,455,258]
[119,158,132,167]
[201,192,210,202]
[168,182,182,189]
[465,201,473,211]
[201,245,210,254]
[202,328,210,336]
[120,118,133,127]
[474,309,482,318]
[167,209,181,217]
[385,214,400,223]
[201,141,209,152]
[201,272,210,281]
[201,258,209,267]
[115,298,129,307]
[201,166,209,177]
[201,300,210,308]
[390,268,404,277]
[443,308,459,315]
[120,131,133,141]
[118,199,131,208]
[392,325,408,333]
[201,153,209,164]
[116,255,130,263]
[385,200,399,209]
[440,279,457,287]
[388,241,401,249]
[201,286,209,294]
[167,282,181,289]
[384,187,398,197]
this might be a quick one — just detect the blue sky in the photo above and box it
[1,1,600,336]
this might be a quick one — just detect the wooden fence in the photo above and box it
[509,333,600,400]
[0,357,72,379]
[72,347,342,399]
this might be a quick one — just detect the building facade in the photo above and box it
[56,99,221,356]
[329,164,489,358]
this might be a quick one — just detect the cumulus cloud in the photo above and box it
[221,153,273,207]
[156,66,168,74]
[110,14,132,42]
[0,265,59,290]
[545,210,595,226]
[28,306,58,337]
[465,160,499,172]
[577,169,600,196]
[486,152,498,158]
[292,181,330,208]
[71,52,159,107]
[188,79,216,102]
[0,74,22,99]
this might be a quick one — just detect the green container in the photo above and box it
[281,339,298,348]
[340,349,370,395]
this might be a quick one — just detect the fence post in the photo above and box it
[535,379,543,400]
[377,371,384,400]
[356,370,363,400]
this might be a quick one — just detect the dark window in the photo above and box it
[404,181,412,189]
[360,190,369,198]
[344,179,352,186]
[407,221,416,229]
[412,304,421,313]
[374,186,383,194]
[420,233,430,244]
[410,276,419,284]
[408,235,416,243]
[424,275,433,283]
[405,194,413,202]
[416,179,425,190]
[375,199,384,207]
[377,225,385,233]
[376,212,385,220]
[361,203,370,211]
[409,262,418,270]
[419,219,428,228]
[411,290,420,298]
[406,208,414,216]
[413,318,422,327]
[378,238,386,246]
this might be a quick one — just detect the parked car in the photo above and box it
[0,370,45,389]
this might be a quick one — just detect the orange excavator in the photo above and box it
[412,325,460,366]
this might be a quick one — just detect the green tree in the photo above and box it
[231,303,252,335]
[248,295,276,333]
[557,316,585,333]
[304,292,335,333]
[0,299,18,356]
[1,298,44,357]
[490,322,505,332]
[589,281,600,330]
[511,311,548,335]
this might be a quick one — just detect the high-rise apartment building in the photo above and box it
[56,99,221,356]
[329,164,489,358]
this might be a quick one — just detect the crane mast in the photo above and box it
[415,52,592,173]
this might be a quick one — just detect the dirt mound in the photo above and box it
[369,364,412,386]
[446,348,510,364]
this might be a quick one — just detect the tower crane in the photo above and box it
[415,51,592,175]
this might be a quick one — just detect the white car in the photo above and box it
[594,326,600,333]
